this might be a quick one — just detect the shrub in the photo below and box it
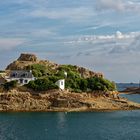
[57,65,80,79]
[3,80,18,91]
[26,64,48,77]
[58,65,77,72]
[48,75,62,83]
[87,77,116,91]
[26,78,59,91]
[79,79,88,92]
[65,77,86,92]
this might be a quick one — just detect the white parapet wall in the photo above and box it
[55,79,65,90]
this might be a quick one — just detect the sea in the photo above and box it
[0,83,140,140]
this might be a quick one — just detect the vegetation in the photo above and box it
[87,77,116,91]
[25,63,116,92]
[0,70,5,73]
[26,78,59,91]
[26,64,49,77]
[56,65,116,92]
[56,65,80,78]
[3,80,18,91]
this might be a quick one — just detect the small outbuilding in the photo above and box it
[55,79,65,90]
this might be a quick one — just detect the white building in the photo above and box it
[55,79,65,90]
[7,70,35,85]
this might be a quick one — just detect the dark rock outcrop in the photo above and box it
[18,53,38,62]
[75,66,103,78]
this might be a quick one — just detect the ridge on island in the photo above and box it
[0,53,140,112]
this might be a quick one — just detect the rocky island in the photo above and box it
[0,53,140,112]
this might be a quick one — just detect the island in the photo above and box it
[0,53,140,112]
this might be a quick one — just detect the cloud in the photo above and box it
[97,0,124,11]
[128,34,140,51]
[14,0,49,8]
[64,31,139,45]
[30,29,57,38]
[53,31,140,57]
[109,45,128,54]
[109,33,140,54]
[0,38,26,51]
[29,7,95,22]
[97,0,140,12]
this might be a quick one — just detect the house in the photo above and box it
[55,79,65,90]
[7,70,35,85]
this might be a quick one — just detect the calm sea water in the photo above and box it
[0,111,140,140]
[0,84,140,140]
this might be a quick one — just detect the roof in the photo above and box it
[10,70,34,78]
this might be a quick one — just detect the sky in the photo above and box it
[0,0,140,82]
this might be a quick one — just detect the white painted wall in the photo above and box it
[55,79,65,90]
[6,77,35,85]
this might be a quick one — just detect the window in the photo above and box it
[19,79,23,84]
[24,80,28,83]
[61,81,63,85]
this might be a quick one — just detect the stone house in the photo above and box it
[7,70,35,85]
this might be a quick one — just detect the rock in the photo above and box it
[17,53,38,62]
[74,65,103,78]
[6,53,57,70]
[0,90,139,112]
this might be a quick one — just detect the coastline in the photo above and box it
[0,89,140,112]
[119,88,140,95]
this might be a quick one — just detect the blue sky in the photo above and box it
[0,0,140,82]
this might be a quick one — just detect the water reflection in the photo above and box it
[57,113,68,135]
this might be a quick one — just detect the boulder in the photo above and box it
[17,53,37,62]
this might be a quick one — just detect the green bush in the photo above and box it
[26,78,59,91]
[58,65,77,72]
[48,75,62,83]
[3,80,18,91]
[26,64,48,77]
[65,77,86,92]
[79,79,88,92]
[87,77,116,91]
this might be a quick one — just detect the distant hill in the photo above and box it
[6,53,103,79]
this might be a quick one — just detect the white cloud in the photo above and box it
[29,7,95,22]
[0,38,26,51]
[55,31,140,57]
[30,29,57,38]
[15,0,49,8]
[97,0,140,12]
[64,31,139,45]
[97,0,124,11]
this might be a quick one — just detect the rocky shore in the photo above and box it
[120,87,140,94]
[0,90,140,112]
